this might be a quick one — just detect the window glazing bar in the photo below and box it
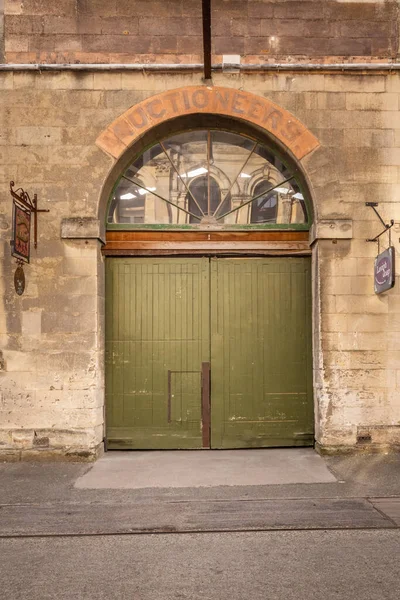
[216,176,295,221]
[122,174,201,221]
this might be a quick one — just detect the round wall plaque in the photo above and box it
[14,265,25,296]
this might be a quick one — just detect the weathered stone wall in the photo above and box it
[1,70,400,458]
[296,71,400,451]
[2,0,399,64]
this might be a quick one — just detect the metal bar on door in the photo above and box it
[202,0,212,80]
[167,370,172,423]
[201,362,211,448]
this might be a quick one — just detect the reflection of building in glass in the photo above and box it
[108,130,307,227]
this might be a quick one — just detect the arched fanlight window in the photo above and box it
[107,129,310,229]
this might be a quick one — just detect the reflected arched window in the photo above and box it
[107,129,309,228]
[251,181,278,224]
[187,176,231,223]
[187,176,220,223]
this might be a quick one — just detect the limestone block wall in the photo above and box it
[0,70,400,457]
[295,73,400,450]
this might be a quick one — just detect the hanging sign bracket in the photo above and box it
[10,180,49,250]
[10,180,49,295]
[365,202,394,243]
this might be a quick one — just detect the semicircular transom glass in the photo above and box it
[107,129,309,229]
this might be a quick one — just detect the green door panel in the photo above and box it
[210,257,313,449]
[106,256,313,450]
[106,258,210,449]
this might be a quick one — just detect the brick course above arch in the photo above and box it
[96,86,320,161]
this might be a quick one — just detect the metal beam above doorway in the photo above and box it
[202,0,212,80]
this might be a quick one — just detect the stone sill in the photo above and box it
[61,218,105,244]
[310,219,353,244]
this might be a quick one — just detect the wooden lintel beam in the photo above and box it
[103,241,311,254]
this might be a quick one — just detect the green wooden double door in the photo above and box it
[106,257,313,449]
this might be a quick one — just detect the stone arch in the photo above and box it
[96,85,320,162]
[96,89,321,225]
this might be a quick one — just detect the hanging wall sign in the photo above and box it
[374,246,395,294]
[12,201,31,263]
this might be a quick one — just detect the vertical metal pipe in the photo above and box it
[33,194,38,249]
[202,0,212,80]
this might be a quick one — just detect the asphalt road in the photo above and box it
[1,529,399,600]
[1,453,399,599]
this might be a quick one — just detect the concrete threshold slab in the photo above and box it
[75,449,337,490]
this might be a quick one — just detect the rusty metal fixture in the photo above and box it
[365,202,394,243]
